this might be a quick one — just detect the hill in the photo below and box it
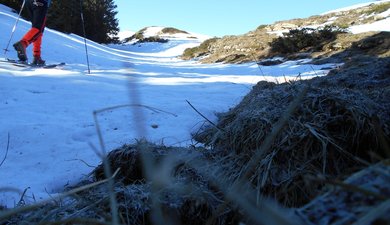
[181,0,390,64]
[122,26,210,44]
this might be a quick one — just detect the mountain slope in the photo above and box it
[182,0,390,64]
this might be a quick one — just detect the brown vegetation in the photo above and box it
[181,1,390,64]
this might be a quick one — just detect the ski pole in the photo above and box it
[80,0,91,74]
[4,0,26,58]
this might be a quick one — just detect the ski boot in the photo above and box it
[31,56,46,66]
[13,41,28,62]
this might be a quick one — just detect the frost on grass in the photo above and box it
[2,141,240,225]
[194,56,390,207]
[297,161,390,225]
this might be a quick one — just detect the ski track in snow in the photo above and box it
[0,2,384,208]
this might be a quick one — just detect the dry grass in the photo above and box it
[297,160,390,225]
[194,57,390,207]
[1,139,299,225]
[91,141,241,225]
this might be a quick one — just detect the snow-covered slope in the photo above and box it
[126,26,211,42]
[267,0,390,36]
[117,30,135,41]
[326,0,390,34]
[321,0,390,15]
[0,4,338,208]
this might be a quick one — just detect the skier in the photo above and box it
[13,0,52,66]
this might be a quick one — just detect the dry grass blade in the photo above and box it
[374,120,390,158]
[91,100,177,225]
[138,142,169,225]
[93,111,119,225]
[127,74,170,225]
[186,100,224,132]
[310,177,388,200]
[187,158,299,225]
[37,218,111,225]
[353,199,390,225]
[0,133,10,168]
[227,185,298,225]
[93,104,178,117]
[0,168,119,221]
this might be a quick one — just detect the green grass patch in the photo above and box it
[181,37,220,59]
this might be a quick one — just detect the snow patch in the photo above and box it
[349,17,390,33]
[139,26,211,41]
[118,30,135,41]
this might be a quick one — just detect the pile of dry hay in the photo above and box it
[194,56,390,207]
[2,141,241,225]
[92,142,242,225]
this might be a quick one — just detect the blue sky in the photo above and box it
[115,0,377,37]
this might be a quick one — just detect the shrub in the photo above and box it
[365,2,390,15]
[269,25,346,54]
[335,23,350,29]
[256,24,268,30]
[161,27,189,34]
[181,37,220,59]
[136,36,168,43]
[122,32,144,43]
[124,33,168,44]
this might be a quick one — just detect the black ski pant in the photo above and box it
[26,0,48,31]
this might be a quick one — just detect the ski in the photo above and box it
[0,59,65,69]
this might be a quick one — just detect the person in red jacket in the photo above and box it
[13,0,51,66]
